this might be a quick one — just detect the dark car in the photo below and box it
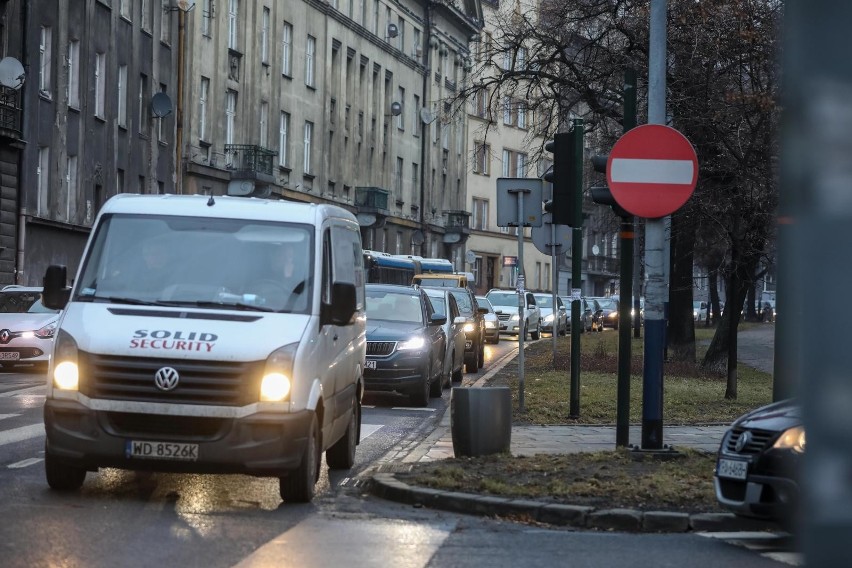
[423,285,485,373]
[714,399,802,526]
[592,297,619,329]
[364,284,447,406]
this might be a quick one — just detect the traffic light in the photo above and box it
[544,132,581,227]
[589,154,630,218]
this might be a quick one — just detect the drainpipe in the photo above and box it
[16,0,30,284]
[175,8,186,194]
[418,2,432,252]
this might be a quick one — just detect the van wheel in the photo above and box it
[464,352,478,373]
[45,443,86,491]
[279,413,319,503]
[410,363,431,407]
[326,398,359,470]
[429,364,444,397]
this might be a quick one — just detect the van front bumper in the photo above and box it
[43,398,313,477]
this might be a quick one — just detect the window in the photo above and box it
[199,77,209,140]
[39,26,51,96]
[395,157,403,195]
[261,7,270,63]
[373,0,379,34]
[225,90,237,144]
[161,3,171,43]
[517,101,527,129]
[472,198,488,231]
[535,262,542,290]
[117,65,127,127]
[228,0,239,50]
[37,146,49,216]
[544,263,551,290]
[303,121,313,173]
[517,153,527,177]
[259,102,268,147]
[141,0,151,31]
[398,16,405,52]
[138,175,145,194]
[65,155,78,221]
[473,89,488,118]
[413,94,420,137]
[396,231,402,254]
[279,111,290,167]
[281,22,292,76]
[412,162,419,199]
[517,47,527,70]
[502,149,528,177]
[94,52,106,118]
[157,84,167,143]
[502,49,511,71]
[67,40,79,108]
[503,96,512,125]
[116,169,124,196]
[473,142,490,175]
[138,73,149,134]
[201,0,212,36]
[120,0,130,19]
[306,35,316,87]
[396,86,405,130]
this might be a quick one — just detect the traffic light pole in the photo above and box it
[510,187,530,414]
[569,119,584,419]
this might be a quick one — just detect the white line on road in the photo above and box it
[0,414,21,421]
[359,424,382,442]
[0,385,45,398]
[0,423,44,447]
[8,457,43,469]
[390,407,436,412]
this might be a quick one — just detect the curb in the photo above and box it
[367,472,782,533]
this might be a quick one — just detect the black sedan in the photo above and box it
[364,284,447,407]
[714,399,802,527]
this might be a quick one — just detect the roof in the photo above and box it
[98,194,358,226]
[365,283,420,295]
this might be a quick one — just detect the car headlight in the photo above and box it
[35,320,58,339]
[608,312,618,318]
[773,426,806,453]
[52,329,79,391]
[485,321,497,329]
[397,336,426,351]
[261,343,297,402]
[544,314,554,323]
[510,313,520,321]
[463,322,475,333]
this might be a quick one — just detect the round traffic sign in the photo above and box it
[607,125,698,218]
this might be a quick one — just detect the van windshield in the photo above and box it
[74,214,314,313]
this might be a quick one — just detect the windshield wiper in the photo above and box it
[177,300,276,313]
[80,296,171,306]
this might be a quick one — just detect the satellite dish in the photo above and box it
[465,250,477,264]
[390,101,402,116]
[151,92,173,118]
[411,230,425,246]
[0,57,25,89]
[386,23,399,38]
[419,108,436,125]
[592,244,600,256]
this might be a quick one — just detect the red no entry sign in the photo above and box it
[607,125,698,218]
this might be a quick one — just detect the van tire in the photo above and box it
[531,324,541,340]
[45,443,86,491]
[279,413,319,503]
[327,398,359,470]
[464,353,478,374]
[429,365,444,397]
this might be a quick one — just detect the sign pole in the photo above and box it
[551,221,558,364]
[509,187,530,414]
[569,119,584,419]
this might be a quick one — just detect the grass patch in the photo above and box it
[399,449,722,513]
[492,330,773,425]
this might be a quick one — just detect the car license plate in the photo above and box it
[717,458,748,480]
[126,440,199,461]
[465,340,472,349]
[365,360,377,369]
[0,352,20,360]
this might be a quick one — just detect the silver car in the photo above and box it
[475,296,500,344]
[534,293,568,336]
[0,286,60,372]
[423,288,466,384]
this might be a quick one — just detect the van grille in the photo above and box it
[104,412,228,439]
[367,341,396,357]
[77,351,264,406]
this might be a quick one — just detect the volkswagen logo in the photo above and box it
[0,329,10,344]
[735,430,752,453]
[154,367,180,391]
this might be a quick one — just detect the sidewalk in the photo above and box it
[367,326,781,533]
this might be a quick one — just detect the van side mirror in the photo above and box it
[328,282,357,325]
[430,313,447,326]
[42,265,71,310]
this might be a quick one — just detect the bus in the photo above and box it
[363,250,417,285]
[396,255,454,275]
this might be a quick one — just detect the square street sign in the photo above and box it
[496,178,543,227]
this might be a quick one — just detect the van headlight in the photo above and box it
[261,343,297,402]
[773,426,806,453]
[52,329,79,391]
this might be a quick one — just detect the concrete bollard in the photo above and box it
[451,386,512,457]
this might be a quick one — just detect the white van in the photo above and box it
[41,194,366,503]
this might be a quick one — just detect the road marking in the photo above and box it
[359,423,382,442]
[697,531,802,567]
[8,457,43,469]
[0,414,21,421]
[0,423,45,447]
[0,385,45,398]
[390,407,436,412]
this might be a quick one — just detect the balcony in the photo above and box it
[354,186,390,227]
[442,210,471,244]
[0,86,22,140]
[224,144,277,185]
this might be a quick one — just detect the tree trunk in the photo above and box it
[668,208,697,362]
[708,270,721,326]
